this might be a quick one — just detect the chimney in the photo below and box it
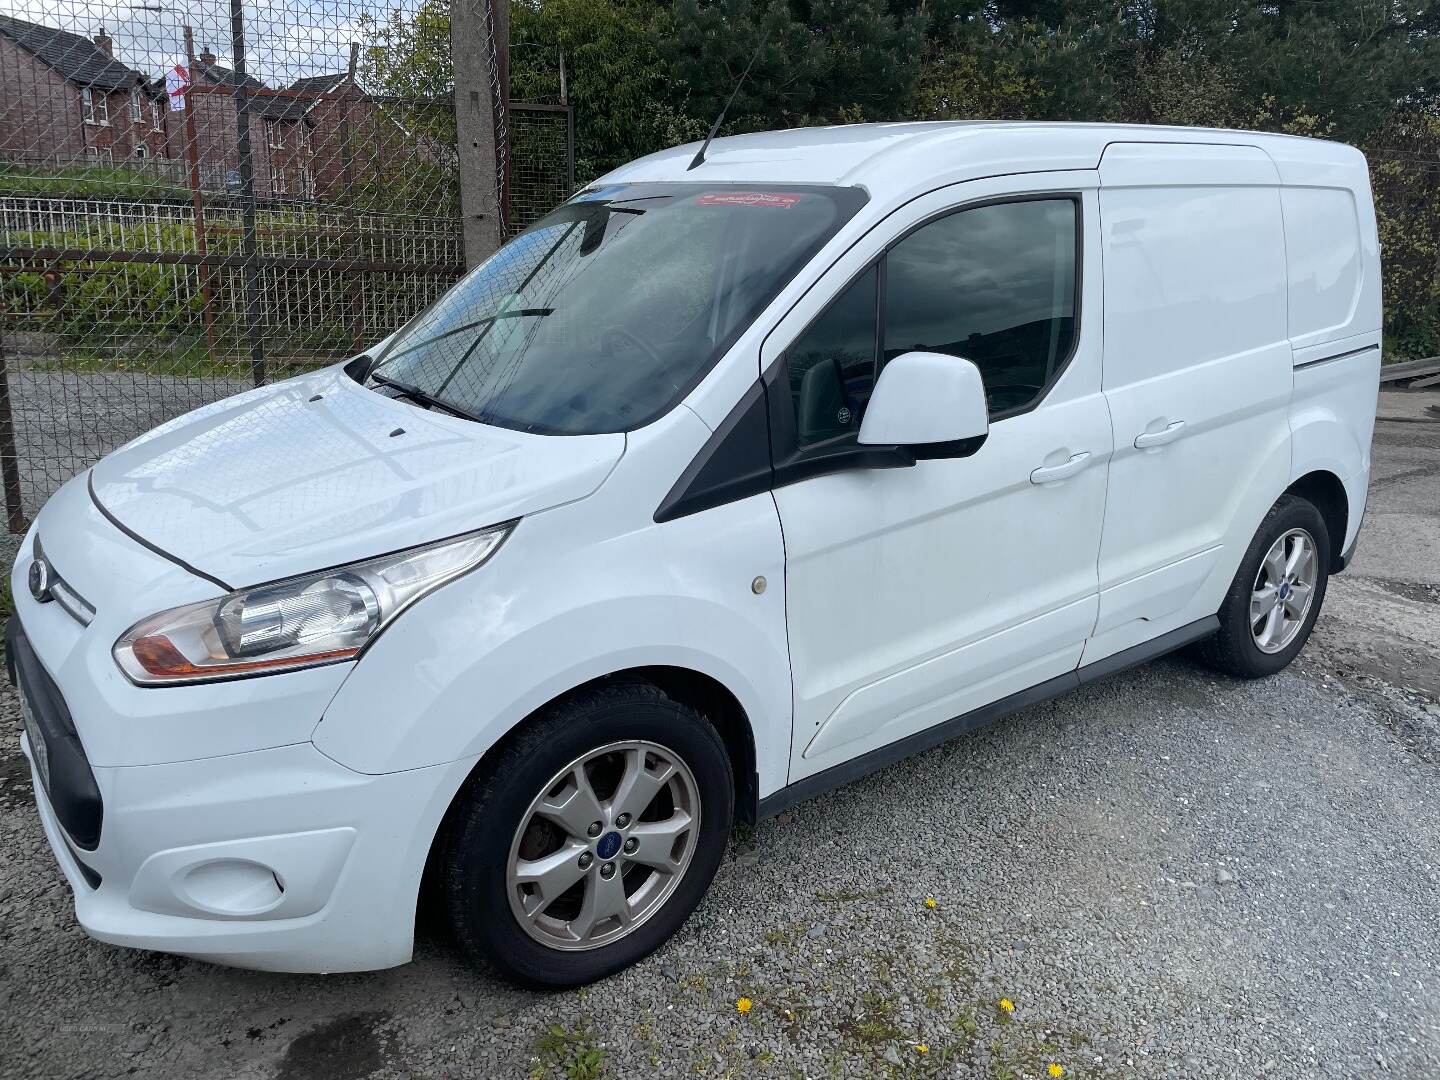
[199,46,217,66]
[94,25,112,56]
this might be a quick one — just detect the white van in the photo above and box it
[11,123,1380,986]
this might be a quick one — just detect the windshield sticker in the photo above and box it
[694,192,803,209]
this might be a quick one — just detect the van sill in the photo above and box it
[757,615,1219,819]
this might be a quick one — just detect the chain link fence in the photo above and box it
[0,0,573,531]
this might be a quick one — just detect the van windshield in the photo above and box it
[368,183,866,434]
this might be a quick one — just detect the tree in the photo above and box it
[663,0,927,130]
[363,0,684,184]
[512,0,687,178]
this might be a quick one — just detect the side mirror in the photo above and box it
[858,351,989,459]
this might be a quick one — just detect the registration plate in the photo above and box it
[17,675,50,792]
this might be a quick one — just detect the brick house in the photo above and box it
[176,49,313,198]
[288,73,355,199]
[180,62,431,204]
[291,71,455,205]
[0,15,168,166]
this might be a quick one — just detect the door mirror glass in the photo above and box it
[857,351,988,457]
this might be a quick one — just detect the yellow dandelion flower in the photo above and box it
[1048,1064,1065,1078]
[924,896,938,909]
[736,997,753,1015]
[915,1044,929,1054]
[998,998,1015,1013]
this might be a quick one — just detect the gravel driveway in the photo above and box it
[1,390,1438,1080]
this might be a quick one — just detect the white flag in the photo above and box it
[166,62,189,111]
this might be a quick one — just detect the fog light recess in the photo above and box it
[180,859,286,916]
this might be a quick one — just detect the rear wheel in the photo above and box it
[1197,494,1330,678]
[442,681,733,987]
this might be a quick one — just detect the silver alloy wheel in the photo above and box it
[1250,527,1318,654]
[506,740,700,951]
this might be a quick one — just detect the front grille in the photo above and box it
[32,537,95,627]
[6,617,104,853]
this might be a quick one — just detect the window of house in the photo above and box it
[134,145,147,159]
[152,98,165,131]
[781,196,1078,450]
[271,172,286,195]
[131,88,143,122]
[268,122,286,150]
[82,88,109,125]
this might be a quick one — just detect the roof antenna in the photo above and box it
[687,24,771,172]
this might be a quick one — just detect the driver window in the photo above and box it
[883,198,1077,418]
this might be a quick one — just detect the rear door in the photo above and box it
[1085,142,1293,663]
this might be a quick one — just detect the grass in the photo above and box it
[0,163,193,201]
[531,1024,605,1080]
[841,991,902,1046]
[27,348,324,383]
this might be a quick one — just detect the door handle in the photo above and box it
[1134,420,1186,449]
[1030,451,1091,485]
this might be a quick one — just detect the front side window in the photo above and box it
[131,88,143,122]
[884,199,1077,417]
[780,196,1078,448]
[785,267,878,447]
[370,184,865,435]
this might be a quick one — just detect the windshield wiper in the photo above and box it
[377,308,556,367]
[368,372,485,423]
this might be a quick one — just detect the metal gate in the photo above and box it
[0,2,573,531]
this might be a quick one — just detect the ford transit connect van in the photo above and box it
[11,123,1380,986]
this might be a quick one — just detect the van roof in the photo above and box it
[597,121,1364,190]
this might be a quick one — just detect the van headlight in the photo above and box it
[114,523,513,685]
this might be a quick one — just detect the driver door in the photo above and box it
[767,176,1112,781]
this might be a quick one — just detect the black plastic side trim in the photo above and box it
[1337,508,1365,573]
[913,433,988,461]
[757,615,1219,819]
[87,471,233,592]
[70,850,102,890]
[774,440,917,488]
[654,382,774,523]
[1075,615,1218,685]
[342,352,374,382]
[758,672,1077,820]
[7,616,104,851]
[1294,343,1379,371]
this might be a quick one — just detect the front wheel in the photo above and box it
[1197,493,1330,678]
[442,681,734,987]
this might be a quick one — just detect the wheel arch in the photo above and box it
[1285,469,1348,572]
[417,663,761,929]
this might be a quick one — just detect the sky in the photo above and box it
[0,0,390,82]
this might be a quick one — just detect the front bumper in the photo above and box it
[9,477,479,973]
[20,726,474,973]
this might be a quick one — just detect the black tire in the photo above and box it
[1196,493,1331,679]
[442,681,734,987]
